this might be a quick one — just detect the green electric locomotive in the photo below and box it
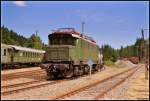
[41,28,104,79]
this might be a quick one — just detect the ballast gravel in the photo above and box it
[1,65,135,100]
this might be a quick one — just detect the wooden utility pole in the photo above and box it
[144,42,148,80]
[136,47,138,57]
[141,29,148,80]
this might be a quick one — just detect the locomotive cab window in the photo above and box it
[49,34,77,46]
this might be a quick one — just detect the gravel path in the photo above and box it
[1,66,133,100]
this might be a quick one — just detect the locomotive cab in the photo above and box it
[46,33,78,62]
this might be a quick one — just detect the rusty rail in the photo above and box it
[94,67,139,99]
[53,65,140,100]
[1,80,45,89]
[1,79,68,96]
[2,69,44,80]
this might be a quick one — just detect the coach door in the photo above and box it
[8,49,14,63]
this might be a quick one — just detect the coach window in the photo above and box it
[4,49,6,56]
[32,52,34,57]
[23,52,25,56]
[20,52,23,56]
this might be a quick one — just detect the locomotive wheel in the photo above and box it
[63,65,74,78]
[73,66,79,77]
[84,65,90,74]
[63,69,73,78]
[78,66,84,76]
[46,65,57,80]
[46,71,54,80]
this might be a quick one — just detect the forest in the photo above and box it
[1,26,47,50]
[1,26,149,62]
[102,37,149,63]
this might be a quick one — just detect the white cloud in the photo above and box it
[12,1,26,7]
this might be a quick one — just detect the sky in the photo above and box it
[1,1,149,49]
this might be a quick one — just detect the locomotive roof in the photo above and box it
[50,28,97,45]
[10,45,45,53]
[71,34,97,45]
[52,28,80,36]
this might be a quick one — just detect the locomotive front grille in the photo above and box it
[46,47,69,61]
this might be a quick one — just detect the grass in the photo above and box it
[139,60,145,64]
[104,60,116,67]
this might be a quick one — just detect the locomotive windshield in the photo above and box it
[48,34,77,45]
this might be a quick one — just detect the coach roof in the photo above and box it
[9,45,45,53]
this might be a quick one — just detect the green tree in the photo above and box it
[119,46,123,57]
[28,33,43,49]
[102,44,119,62]
[1,26,47,50]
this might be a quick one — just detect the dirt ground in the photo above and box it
[126,67,149,100]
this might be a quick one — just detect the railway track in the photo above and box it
[1,69,45,80]
[1,79,68,96]
[1,79,46,89]
[53,65,141,100]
